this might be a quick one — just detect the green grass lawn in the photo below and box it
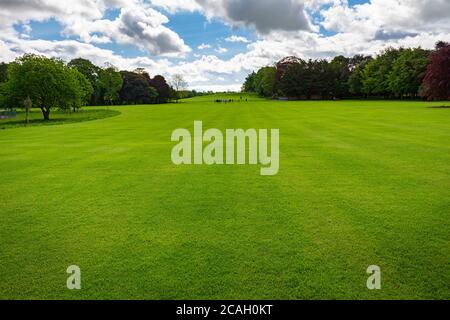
[0,95,449,300]
[0,108,121,129]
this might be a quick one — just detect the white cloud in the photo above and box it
[0,0,190,56]
[0,39,17,62]
[198,43,212,50]
[215,47,228,53]
[150,0,200,13]
[190,83,242,92]
[225,36,250,43]
[150,0,315,34]
[65,4,190,55]
[195,0,314,34]
[320,0,450,36]
[0,36,174,75]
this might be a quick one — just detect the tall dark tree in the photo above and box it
[149,75,170,103]
[0,62,8,83]
[242,72,256,92]
[308,59,334,99]
[279,59,308,98]
[348,55,373,97]
[329,56,351,98]
[421,42,450,100]
[119,71,154,104]
[279,59,334,99]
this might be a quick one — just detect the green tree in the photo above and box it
[242,72,256,92]
[279,59,334,99]
[119,71,153,104]
[67,68,94,111]
[149,75,170,103]
[0,62,8,83]
[348,55,373,97]
[4,54,87,120]
[279,59,308,97]
[308,59,334,99]
[362,48,403,97]
[98,65,123,105]
[329,56,351,98]
[68,58,100,105]
[388,48,431,98]
[149,86,159,103]
[254,67,276,97]
[0,63,9,108]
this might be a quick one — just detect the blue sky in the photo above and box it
[1,0,449,91]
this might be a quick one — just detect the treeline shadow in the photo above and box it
[1,109,121,129]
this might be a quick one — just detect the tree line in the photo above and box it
[243,42,450,101]
[0,54,198,120]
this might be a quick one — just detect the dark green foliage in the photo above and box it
[67,68,94,112]
[248,45,436,100]
[362,48,403,97]
[348,55,373,96]
[68,58,101,105]
[149,75,170,103]
[279,59,309,98]
[68,58,99,87]
[242,72,257,92]
[119,71,158,104]
[279,59,334,99]
[0,62,8,83]
[2,54,91,120]
[254,67,276,97]
[307,59,335,98]
[98,65,123,105]
[149,86,159,102]
[388,48,431,98]
[329,56,351,98]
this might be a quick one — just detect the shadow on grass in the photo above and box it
[0,109,121,129]
[427,105,450,109]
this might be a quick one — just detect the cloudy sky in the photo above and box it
[0,0,449,91]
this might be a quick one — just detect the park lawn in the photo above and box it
[0,95,449,300]
[0,108,121,129]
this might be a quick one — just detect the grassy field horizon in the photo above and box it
[0,95,449,299]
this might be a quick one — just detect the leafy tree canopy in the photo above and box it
[388,48,431,97]
[98,65,123,105]
[119,71,156,105]
[3,54,91,120]
[421,42,450,100]
[362,47,403,96]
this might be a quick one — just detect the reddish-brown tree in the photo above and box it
[421,42,450,100]
[149,75,170,103]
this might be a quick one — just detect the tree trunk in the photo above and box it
[40,107,50,121]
